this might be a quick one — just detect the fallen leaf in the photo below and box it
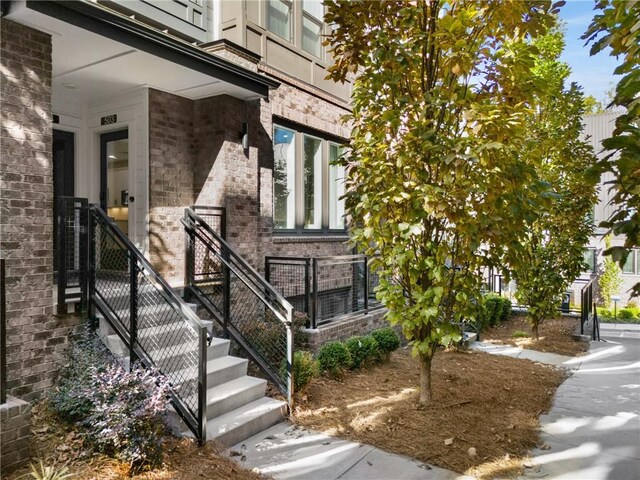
[467,447,477,457]
[444,438,454,446]
[540,443,551,450]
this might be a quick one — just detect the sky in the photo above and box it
[558,0,619,103]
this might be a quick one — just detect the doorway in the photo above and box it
[100,130,130,236]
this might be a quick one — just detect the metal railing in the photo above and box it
[1,258,7,404]
[580,279,599,340]
[89,205,208,441]
[56,197,88,314]
[265,255,383,329]
[183,207,294,407]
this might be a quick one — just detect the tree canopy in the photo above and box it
[325,0,562,403]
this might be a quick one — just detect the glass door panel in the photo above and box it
[100,130,129,236]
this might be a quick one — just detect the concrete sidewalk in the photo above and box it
[470,341,577,368]
[520,331,640,479]
[228,422,473,480]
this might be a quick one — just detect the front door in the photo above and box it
[100,130,130,236]
[53,129,75,272]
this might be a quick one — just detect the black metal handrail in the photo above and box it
[265,254,383,329]
[183,207,294,407]
[581,279,595,336]
[1,258,7,404]
[89,205,208,442]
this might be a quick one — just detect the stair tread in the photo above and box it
[206,397,286,438]
[206,376,266,404]
[167,355,248,386]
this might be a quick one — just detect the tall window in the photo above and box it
[273,124,346,232]
[302,0,323,57]
[268,0,292,41]
[273,127,296,229]
[583,248,596,273]
[303,135,322,229]
[622,250,637,275]
[329,143,345,230]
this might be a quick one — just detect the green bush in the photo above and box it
[316,341,351,379]
[371,328,400,361]
[345,335,380,369]
[280,351,318,391]
[618,308,635,320]
[480,294,511,328]
[597,307,613,318]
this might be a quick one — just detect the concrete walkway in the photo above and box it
[518,326,640,480]
[228,422,473,480]
[227,324,639,480]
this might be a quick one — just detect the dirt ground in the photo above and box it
[7,402,268,480]
[482,315,588,357]
[292,348,566,479]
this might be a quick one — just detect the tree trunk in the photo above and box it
[532,322,539,341]
[418,351,434,405]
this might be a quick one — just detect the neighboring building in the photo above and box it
[567,111,639,307]
[1,0,359,471]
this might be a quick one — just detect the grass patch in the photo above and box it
[511,330,529,338]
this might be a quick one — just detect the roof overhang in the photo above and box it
[3,0,278,106]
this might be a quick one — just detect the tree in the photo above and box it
[583,95,605,114]
[508,29,598,340]
[325,0,559,404]
[583,1,640,297]
[599,235,623,307]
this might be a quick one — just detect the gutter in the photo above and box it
[25,0,279,98]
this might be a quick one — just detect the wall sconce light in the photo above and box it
[241,122,249,150]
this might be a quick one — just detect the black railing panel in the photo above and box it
[56,197,88,314]
[90,205,208,441]
[266,254,383,328]
[184,208,294,406]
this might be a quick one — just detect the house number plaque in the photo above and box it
[101,114,118,126]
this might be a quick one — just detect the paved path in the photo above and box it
[228,422,473,480]
[519,325,640,480]
[227,324,639,480]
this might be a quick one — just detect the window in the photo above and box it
[273,127,296,229]
[273,124,346,232]
[622,250,636,275]
[302,0,323,57]
[268,0,292,41]
[583,248,596,273]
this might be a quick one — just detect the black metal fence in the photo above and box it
[89,205,209,442]
[581,279,599,340]
[56,197,88,314]
[265,255,383,329]
[183,207,294,407]
[1,258,7,404]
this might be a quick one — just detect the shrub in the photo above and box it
[48,329,170,471]
[512,330,529,338]
[27,461,74,480]
[597,307,613,318]
[371,328,400,361]
[316,341,351,379]
[480,294,512,327]
[618,308,635,320]
[626,300,638,309]
[281,351,318,391]
[345,335,379,369]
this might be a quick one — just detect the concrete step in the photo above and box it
[202,376,267,419]
[208,336,230,360]
[170,355,248,390]
[207,397,287,446]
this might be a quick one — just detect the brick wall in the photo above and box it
[148,89,195,282]
[0,19,80,401]
[0,397,32,475]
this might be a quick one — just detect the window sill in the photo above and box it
[273,235,349,244]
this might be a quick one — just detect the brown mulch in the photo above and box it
[482,315,588,357]
[7,402,269,480]
[292,348,566,479]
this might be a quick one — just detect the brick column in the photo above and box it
[1,19,78,401]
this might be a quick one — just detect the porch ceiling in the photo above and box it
[6,0,276,112]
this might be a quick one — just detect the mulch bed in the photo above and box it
[6,401,269,480]
[292,348,566,479]
[482,315,588,357]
